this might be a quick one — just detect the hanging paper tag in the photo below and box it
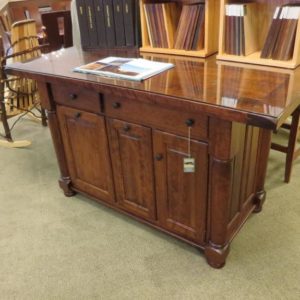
[183,157,195,173]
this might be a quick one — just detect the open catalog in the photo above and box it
[73,57,174,81]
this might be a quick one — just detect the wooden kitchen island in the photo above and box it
[6,47,300,268]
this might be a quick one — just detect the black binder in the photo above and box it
[122,0,135,46]
[76,0,90,47]
[103,0,116,47]
[113,0,126,46]
[93,0,107,47]
[86,0,98,47]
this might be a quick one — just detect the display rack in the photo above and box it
[139,0,220,57]
[217,0,300,69]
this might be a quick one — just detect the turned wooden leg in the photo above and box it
[59,177,76,197]
[205,118,235,268]
[253,190,266,213]
[204,243,230,269]
[36,82,74,196]
[48,110,75,196]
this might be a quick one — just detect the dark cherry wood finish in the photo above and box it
[153,131,208,244]
[57,106,115,203]
[107,119,156,220]
[6,47,300,268]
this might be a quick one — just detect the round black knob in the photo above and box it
[69,93,77,100]
[155,154,163,161]
[74,112,81,119]
[112,102,121,109]
[185,118,195,127]
[123,125,130,132]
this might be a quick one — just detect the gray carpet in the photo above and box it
[0,117,299,300]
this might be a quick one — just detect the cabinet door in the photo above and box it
[107,119,156,220]
[153,130,208,244]
[57,106,115,203]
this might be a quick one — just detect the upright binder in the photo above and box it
[76,0,90,48]
[103,0,116,47]
[86,0,98,47]
[123,0,135,46]
[113,0,126,46]
[93,0,107,47]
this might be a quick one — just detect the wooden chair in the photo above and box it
[271,107,300,183]
[41,10,73,52]
[0,19,47,148]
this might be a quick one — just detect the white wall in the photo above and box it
[0,0,9,10]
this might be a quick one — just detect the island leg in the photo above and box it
[47,110,75,197]
[204,118,235,268]
[253,128,272,213]
[37,81,75,197]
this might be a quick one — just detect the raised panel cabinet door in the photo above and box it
[153,130,208,244]
[57,106,115,202]
[107,119,156,220]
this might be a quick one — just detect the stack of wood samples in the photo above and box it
[143,2,179,48]
[261,5,300,61]
[218,0,300,69]
[224,3,258,56]
[174,3,205,50]
[140,0,220,58]
[76,0,141,50]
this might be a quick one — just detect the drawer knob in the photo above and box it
[123,125,131,132]
[185,118,195,127]
[155,154,163,161]
[69,93,77,100]
[74,112,81,119]
[112,102,121,109]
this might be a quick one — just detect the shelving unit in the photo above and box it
[217,0,300,69]
[139,0,220,58]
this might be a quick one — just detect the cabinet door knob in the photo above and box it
[74,112,81,119]
[112,102,121,109]
[155,154,163,161]
[69,93,77,100]
[185,118,195,127]
[123,125,130,132]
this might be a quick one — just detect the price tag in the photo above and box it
[183,157,195,173]
[183,125,195,173]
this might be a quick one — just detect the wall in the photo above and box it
[0,0,8,10]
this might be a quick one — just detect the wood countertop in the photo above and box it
[6,46,300,129]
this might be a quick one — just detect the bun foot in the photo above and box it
[59,177,75,197]
[253,190,266,213]
[204,243,230,269]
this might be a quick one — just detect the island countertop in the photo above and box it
[6,46,300,129]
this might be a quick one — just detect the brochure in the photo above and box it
[73,57,174,81]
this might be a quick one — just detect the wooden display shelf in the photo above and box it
[139,0,220,58]
[139,46,207,57]
[217,0,300,69]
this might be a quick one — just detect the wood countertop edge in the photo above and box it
[6,66,280,130]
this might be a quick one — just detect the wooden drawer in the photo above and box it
[51,84,102,113]
[105,96,208,140]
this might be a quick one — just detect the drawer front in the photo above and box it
[51,84,102,113]
[106,96,208,140]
